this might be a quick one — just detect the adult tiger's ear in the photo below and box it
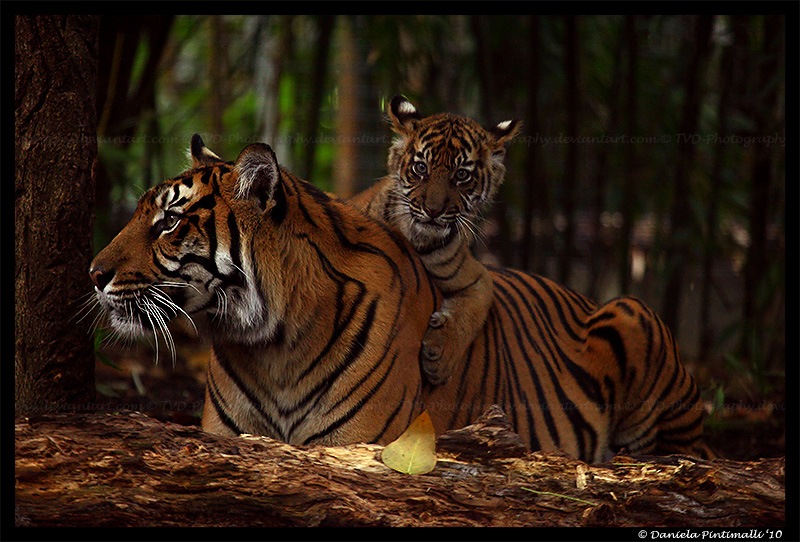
[387,95,423,135]
[190,134,223,167]
[234,143,283,215]
[488,119,522,157]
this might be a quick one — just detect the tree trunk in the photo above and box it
[588,20,625,301]
[472,15,513,267]
[15,410,785,527]
[94,15,173,239]
[699,32,734,362]
[96,15,173,143]
[257,15,292,154]
[521,15,541,274]
[660,15,714,337]
[15,15,99,415]
[299,15,335,183]
[470,15,514,265]
[558,15,580,286]
[332,16,359,198]
[740,16,783,379]
[209,15,227,139]
[618,15,638,294]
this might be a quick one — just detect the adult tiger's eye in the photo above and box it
[165,213,181,230]
[155,211,182,236]
[411,161,428,177]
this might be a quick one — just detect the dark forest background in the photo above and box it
[16,13,787,460]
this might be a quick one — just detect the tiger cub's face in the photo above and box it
[385,96,520,245]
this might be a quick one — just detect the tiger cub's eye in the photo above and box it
[411,161,428,177]
[454,168,472,184]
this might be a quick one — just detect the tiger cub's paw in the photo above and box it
[420,311,459,386]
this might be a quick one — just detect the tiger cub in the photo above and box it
[350,96,520,385]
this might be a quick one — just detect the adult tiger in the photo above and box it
[90,135,708,462]
[351,95,520,386]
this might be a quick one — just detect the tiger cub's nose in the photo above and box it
[422,198,448,219]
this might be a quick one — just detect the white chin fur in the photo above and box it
[109,311,149,340]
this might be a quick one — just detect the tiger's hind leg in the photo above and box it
[587,297,709,460]
[420,262,493,385]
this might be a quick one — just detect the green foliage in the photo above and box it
[93,328,121,372]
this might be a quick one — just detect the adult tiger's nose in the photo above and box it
[89,265,115,291]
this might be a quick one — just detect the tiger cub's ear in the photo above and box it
[387,95,423,135]
[488,119,522,157]
[234,143,282,213]
[190,134,223,167]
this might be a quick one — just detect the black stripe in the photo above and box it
[170,184,181,206]
[388,226,423,293]
[657,410,703,437]
[213,348,284,439]
[587,326,628,378]
[200,168,214,184]
[658,379,701,424]
[293,236,367,382]
[528,274,588,341]
[227,212,243,275]
[186,193,217,213]
[321,199,406,284]
[602,375,616,414]
[296,297,379,415]
[498,273,603,460]
[270,180,288,224]
[169,196,190,209]
[616,299,636,316]
[492,280,562,450]
[426,249,468,283]
[638,313,654,385]
[206,370,242,435]
[293,178,319,228]
[626,432,658,453]
[439,272,482,296]
[301,340,400,445]
[204,211,218,269]
[494,267,586,342]
[488,311,507,415]
[496,270,604,408]
[635,318,672,405]
[152,250,181,278]
[372,387,409,444]
[416,228,458,255]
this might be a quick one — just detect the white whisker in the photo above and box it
[151,285,198,335]
[134,294,159,362]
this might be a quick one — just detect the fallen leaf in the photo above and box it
[381,411,437,475]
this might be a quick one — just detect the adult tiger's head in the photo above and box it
[385,95,521,246]
[91,135,437,444]
[90,135,289,349]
